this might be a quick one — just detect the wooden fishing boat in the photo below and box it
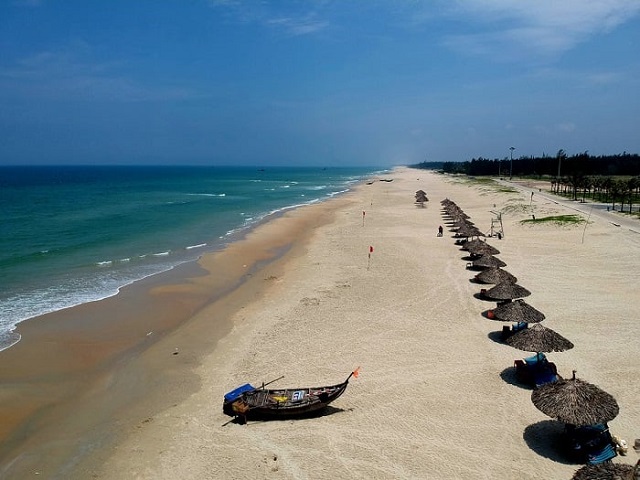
[223,369,358,421]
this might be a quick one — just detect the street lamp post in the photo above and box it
[509,146,515,180]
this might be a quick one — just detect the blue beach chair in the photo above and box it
[524,352,546,364]
[587,443,617,464]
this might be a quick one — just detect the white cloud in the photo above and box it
[209,1,330,36]
[442,0,640,59]
[266,15,329,36]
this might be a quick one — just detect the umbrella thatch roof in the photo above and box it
[465,242,500,256]
[472,255,507,268]
[531,371,620,426]
[442,205,469,218]
[451,218,475,228]
[572,463,636,480]
[484,281,531,300]
[505,323,574,352]
[460,238,486,250]
[572,463,637,480]
[475,267,517,285]
[415,190,428,203]
[456,225,484,238]
[492,299,544,322]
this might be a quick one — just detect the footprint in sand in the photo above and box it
[300,297,320,306]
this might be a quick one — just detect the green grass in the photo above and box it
[502,202,532,215]
[520,214,585,225]
[449,176,519,194]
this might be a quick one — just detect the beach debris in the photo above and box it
[612,434,628,455]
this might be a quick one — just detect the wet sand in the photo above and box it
[1,168,638,479]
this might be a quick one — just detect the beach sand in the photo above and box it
[1,167,639,479]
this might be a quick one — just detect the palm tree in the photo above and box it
[610,179,625,211]
[627,177,639,213]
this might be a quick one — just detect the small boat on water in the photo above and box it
[223,369,359,422]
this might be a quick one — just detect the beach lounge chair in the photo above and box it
[513,321,528,332]
[501,322,529,341]
[514,356,558,387]
[532,363,559,388]
[587,443,617,464]
[524,352,546,365]
[565,423,617,464]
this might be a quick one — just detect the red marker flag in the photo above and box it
[367,246,373,270]
[369,246,374,253]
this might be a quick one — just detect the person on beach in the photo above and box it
[437,225,443,237]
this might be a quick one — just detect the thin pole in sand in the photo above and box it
[367,246,373,270]
[581,205,594,244]
[362,210,366,226]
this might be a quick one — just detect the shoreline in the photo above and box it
[2,168,639,479]
[0,184,360,478]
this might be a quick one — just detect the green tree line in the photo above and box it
[410,150,640,213]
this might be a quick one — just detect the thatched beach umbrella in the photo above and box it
[465,242,500,256]
[415,190,428,203]
[415,191,428,206]
[531,371,620,426]
[460,238,486,250]
[572,462,637,480]
[475,267,517,285]
[456,225,484,238]
[451,218,475,228]
[484,281,531,300]
[492,299,544,322]
[471,255,507,269]
[505,323,574,353]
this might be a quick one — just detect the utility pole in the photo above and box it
[509,146,515,180]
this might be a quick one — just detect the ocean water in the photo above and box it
[0,165,380,351]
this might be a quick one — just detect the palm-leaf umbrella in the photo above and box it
[475,267,517,285]
[572,463,636,480]
[531,371,620,426]
[484,281,531,300]
[492,299,544,322]
[461,238,486,250]
[471,255,506,269]
[415,190,428,204]
[465,242,500,256]
[505,323,574,353]
[444,208,468,218]
[456,225,484,238]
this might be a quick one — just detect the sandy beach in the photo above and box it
[2,167,639,479]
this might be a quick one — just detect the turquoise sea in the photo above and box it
[0,165,381,351]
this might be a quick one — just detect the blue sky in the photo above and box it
[1,0,639,166]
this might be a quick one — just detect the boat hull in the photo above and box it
[223,380,349,420]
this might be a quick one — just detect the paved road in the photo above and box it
[496,178,640,235]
